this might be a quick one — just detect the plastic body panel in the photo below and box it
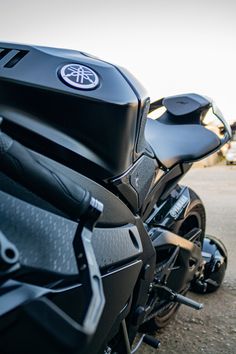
[27,150,136,227]
[0,182,156,354]
[111,155,158,212]
[0,190,143,274]
[0,261,143,354]
[0,159,135,228]
[0,42,149,179]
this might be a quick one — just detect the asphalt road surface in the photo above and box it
[142,163,236,354]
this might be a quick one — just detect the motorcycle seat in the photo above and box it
[145,115,221,168]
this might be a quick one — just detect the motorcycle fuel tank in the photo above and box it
[0,43,148,179]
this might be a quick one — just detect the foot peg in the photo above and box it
[143,335,161,349]
[122,318,161,354]
[173,293,203,310]
[154,284,204,310]
[131,334,160,353]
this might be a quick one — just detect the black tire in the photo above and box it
[150,302,181,330]
[148,187,206,330]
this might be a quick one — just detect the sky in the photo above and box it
[1,0,236,121]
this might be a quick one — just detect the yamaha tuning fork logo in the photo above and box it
[59,63,99,90]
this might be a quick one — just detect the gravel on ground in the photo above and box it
[141,163,236,354]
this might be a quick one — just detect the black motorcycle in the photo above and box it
[0,43,231,354]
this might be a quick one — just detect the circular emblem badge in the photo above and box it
[59,63,99,89]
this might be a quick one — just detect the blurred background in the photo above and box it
[1,0,236,122]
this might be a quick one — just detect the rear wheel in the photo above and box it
[150,302,180,329]
[172,188,206,242]
[148,187,206,330]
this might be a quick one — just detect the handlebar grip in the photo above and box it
[0,131,91,220]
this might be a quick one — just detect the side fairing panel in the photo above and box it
[0,189,142,274]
